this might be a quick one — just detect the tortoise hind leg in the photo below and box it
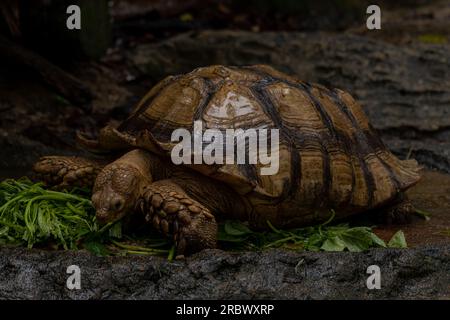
[379,194,416,225]
[141,179,218,255]
[33,156,106,189]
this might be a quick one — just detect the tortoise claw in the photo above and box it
[142,182,217,255]
[32,156,102,189]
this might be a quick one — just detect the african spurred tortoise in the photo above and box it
[33,65,421,254]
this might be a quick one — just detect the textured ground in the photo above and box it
[0,245,448,299]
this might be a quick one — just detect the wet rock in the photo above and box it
[0,132,66,177]
[0,131,91,178]
[0,245,448,299]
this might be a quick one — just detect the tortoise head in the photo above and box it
[92,162,143,224]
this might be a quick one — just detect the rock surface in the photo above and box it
[0,245,448,299]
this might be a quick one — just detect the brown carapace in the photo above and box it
[33,65,421,254]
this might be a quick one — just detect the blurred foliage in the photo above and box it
[417,34,447,44]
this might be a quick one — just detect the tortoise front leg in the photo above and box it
[33,156,106,189]
[141,179,218,255]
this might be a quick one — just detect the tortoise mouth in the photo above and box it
[95,208,126,225]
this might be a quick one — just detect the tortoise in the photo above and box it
[33,65,421,254]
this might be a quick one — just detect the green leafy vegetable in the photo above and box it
[108,221,123,239]
[0,178,408,257]
[218,215,404,252]
[321,236,346,251]
[224,220,253,236]
[0,178,171,257]
[83,240,111,257]
[387,230,407,248]
[0,178,96,249]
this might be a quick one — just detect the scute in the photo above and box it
[265,82,325,134]
[116,65,421,213]
[203,80,273,130]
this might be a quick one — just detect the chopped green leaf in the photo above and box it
[218,218,392,253]
[388,230,407,248]
[321,236,346,251]
[108,221,123,239]
[84,241,110,257]
[339,227,375,252]
[369,232,387,248]
[223,220,252,236]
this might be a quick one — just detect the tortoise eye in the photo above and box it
[111,198,124,211]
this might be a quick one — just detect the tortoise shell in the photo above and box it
[115,65,420,218]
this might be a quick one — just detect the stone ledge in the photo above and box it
[1,244,448,299]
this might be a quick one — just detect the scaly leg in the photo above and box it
[380,194,416,225]
[142,179,218,255]
[33,155,107,189]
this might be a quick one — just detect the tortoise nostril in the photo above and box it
[91,193,100,205]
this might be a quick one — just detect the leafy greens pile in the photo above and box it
[0,178,172,257]
[0,178,407,257]
[0,178,96,249]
